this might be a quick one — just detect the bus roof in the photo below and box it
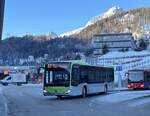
[48,60,86,65]
[48,60,113,69]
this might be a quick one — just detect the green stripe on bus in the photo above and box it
[45,86,69,93]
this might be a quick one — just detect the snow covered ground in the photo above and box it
[0,86,2,95]
[2,83,150,109]
[0,85,6,116]
[129,97,150,107]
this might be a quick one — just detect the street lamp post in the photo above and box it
[0,0,5,41]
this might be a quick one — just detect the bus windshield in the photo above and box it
[128,71,143,82]
[45,68,70,86]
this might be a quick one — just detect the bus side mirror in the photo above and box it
[7,76,12,80]
[38,67,44,74]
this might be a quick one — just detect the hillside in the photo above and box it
[0,36,89,65]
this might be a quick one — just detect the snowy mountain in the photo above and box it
[48,32,58,39]
[60,27,84,37]
[85,6,124,26]
[62,7,150,40]
[60,6,124,37]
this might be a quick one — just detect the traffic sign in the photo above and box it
[116,65,122,71]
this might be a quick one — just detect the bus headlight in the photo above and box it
[140,84,144,88]
[43,90,47,93]
[66,90,71,94]
[128,84,131,88]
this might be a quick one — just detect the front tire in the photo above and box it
[17,83,22,86]
[57,95,62,99]
[104,85,108,94]
[82,87,87,98]
[2,83,8,86]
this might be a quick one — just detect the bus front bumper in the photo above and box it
[128,83,144,89]
[43,89,72,96]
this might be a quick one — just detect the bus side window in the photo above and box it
[72,68,79,86]
[101,72,105,83]
[99,71,103,83]
[106,72,109,82]
[88,70,96,83]
[80,70,88,83]
[49,71,53,83]
[88,70,92,83]
[110,72,114,82]
[96,70,101,83]
[107,71,113,82]
[145,73,150,82]
[46,71,49,84]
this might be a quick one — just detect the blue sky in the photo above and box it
[2,0,150,39]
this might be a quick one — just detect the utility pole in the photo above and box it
[0,0,5,41]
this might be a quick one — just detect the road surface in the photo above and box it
[1,85,150,116]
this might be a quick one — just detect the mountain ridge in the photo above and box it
[59,6,124,37]
[63,7,150,40]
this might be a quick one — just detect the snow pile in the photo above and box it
[94,90,150,103]
[24,83,42,87]
[99,50,150,59]
[60,6,124,37]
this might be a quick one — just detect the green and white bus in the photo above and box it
[43,61,114,98]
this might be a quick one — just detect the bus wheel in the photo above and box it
[104,85,108,94]
[17,83,22,86]
[2,83,8,86]
[57,95,62,99]
[82,87,87,98]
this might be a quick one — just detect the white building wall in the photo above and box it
[93,33,136,55]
